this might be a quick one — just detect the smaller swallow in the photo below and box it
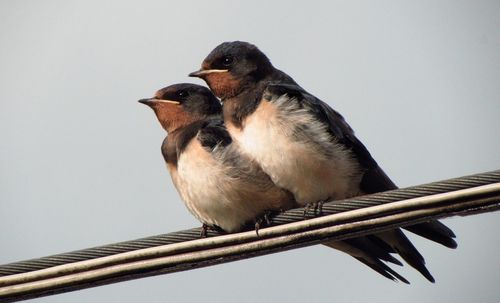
[139,83,295,233]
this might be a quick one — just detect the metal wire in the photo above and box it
[1,170,499,277]
[0,183,499,302]
[0,171,499,302]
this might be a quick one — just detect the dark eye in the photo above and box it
[222,56,233,67]
[177,90,189,99]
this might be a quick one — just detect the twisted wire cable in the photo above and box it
[1,170,498,277]
[0,170,498,302]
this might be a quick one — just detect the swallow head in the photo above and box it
[139,83,221,132]
[189,41,273,99]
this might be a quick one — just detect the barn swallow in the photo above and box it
[139,83,296,233]
[190,41,457,283]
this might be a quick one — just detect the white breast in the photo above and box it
[227,95,363,205]
[169,136,292,232]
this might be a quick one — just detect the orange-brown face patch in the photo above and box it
[153,103,200,133]
[203,72,241,99]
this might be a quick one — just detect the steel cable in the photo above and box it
[0,170,499,277]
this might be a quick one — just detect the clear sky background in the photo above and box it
[1,1,499,302]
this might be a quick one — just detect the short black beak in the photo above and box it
[188,69,203,78]
[189,68,229,78]
[138,98,155,107]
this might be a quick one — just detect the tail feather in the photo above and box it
[354,257,409,284]
[377,230,435,283]
[344,237,402,265]
[360,166,457,248]
[335,165,456,282]
[324,239,409,283]
[366,234,397,254]
[404,221,458,249]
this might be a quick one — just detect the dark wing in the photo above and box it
[198,118,232,151]
[265,82,396,193]
[160,136,174,164]
[305,89,457,248]
[266,82,457,263]
[266,83,456,244]
[161,121,209,165]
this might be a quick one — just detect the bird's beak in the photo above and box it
[138,98,155,106]
[138,98,180,107]
[188,69,229,78]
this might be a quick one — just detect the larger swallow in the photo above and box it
[139,83,296,233]
[190,41,457,283]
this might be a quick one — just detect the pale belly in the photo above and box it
[168,138,292,232]
[227,100,363,205]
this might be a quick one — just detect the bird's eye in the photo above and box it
[177,90,189,98]
[222,56,233,67]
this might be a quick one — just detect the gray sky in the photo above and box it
[1,1,499,302]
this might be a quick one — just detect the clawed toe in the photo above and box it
[303,200,325,218]
[200,223,209,238]
[254,211,274,236]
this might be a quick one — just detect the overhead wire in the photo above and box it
[0,170,499,302]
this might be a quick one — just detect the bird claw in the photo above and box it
[254,221,261,236]
[200,224,209,238]
[303,200,325,218]
[254,211,273,236]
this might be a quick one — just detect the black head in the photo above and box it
[189,41,274,99]
[139,83,221,132]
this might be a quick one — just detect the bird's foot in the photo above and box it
[200,224,209,238]
[254,211,274,236]
[303,200,325,218]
